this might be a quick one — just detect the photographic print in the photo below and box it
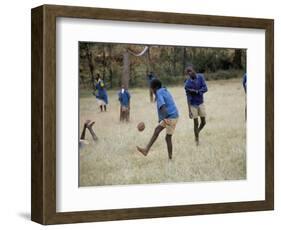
[79,43,247,187]
[31,5,273,224]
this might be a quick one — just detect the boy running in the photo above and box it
[137,79,179,160]
[184,64,208,146]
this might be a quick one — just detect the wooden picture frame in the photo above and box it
[31,4,274,225]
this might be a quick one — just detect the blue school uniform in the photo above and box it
[95,79,108,104]
[155,87,179,122]
[184,74,208,106]
[118,89,131,107]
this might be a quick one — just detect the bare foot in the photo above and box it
[79,139,89,145]
[79,139,89,149]
[136,146,148,156]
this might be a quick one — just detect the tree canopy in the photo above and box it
[79,42,246,89]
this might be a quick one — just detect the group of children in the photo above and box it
[94,64,209,160]
[137,64,208,159]
[94,74,131,121]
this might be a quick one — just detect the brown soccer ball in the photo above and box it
[137,122,145,132]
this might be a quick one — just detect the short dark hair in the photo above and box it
[150,78,162,90]
[185,63,194,70]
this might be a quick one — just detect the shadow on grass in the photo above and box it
[18,212,31,220]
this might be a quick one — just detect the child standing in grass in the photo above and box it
[95,74,108,112]
[137,79,179,160]
[184,64,208,146]
[118,85,131,122]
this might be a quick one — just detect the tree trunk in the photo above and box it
[102,45,106,80]
[85,44,95,89]
[172,47,177,77]
[144,47,152,75]
[122,50,130,89]
[108,44,113,88]
[182,47,187,75]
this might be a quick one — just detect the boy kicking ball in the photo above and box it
[137,79,179,160]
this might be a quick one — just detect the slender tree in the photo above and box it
[108,44,113,88]
[122,49,130,89]
[84,43,95,89]
[102,44,106,80]
[145,48,151,75]
[172,47,177,77]
[182,47,187,75]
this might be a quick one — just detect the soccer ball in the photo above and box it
[137,122,145,132]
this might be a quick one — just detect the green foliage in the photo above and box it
[205,69,244,81]
[79,43,246,89]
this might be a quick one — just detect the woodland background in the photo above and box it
[79,43,246,90]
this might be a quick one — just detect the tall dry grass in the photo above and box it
[79,79,246,186]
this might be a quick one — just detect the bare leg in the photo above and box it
[137,125,165,156]
[198,117,206,133]
[104,105,107,112]
[193,118,199,146]
[86,121,95,129]
[125,109,129,122]
[87,121,98,141]
[100,105,103,112]
[80,120,91,140]
[165,134,173,159]
[119,106,122,122]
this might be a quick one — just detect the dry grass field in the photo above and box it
[79,79,246,186]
